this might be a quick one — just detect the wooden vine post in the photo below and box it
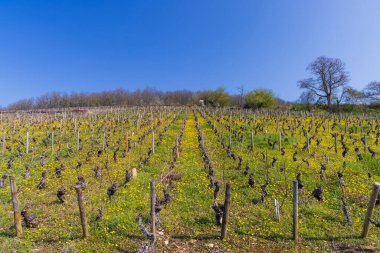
[250,132,254,152]
[2,131,5,154]
[10,175,22,237]
[276,116,279,132]
[102,132,106,150]
[361,182,380,238]
[126,132,129,151]
[26,132,29,154]
[75,186,89,238]
[51,132,54,154]
[274,198,280,222]
[176,138,180,158]
[293,180,298,240]
[152,131,155,154]
[76,131,80,152]
[221,182,231,240]
[150,180,156,242]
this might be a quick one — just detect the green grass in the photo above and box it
[1,108,380,252]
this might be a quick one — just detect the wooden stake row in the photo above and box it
[5,176,380,242]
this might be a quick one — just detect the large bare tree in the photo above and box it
[298,56,349,111]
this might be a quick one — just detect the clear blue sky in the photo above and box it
[1,0,379,106]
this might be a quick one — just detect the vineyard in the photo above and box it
[1,107,380,252]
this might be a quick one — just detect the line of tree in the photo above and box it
[9,55,375,112]
[298,56,380,112]
[7,87,282,110]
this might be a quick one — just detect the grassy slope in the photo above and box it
[1,109,380,252]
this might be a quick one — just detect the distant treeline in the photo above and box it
[7,56,380,112]
[7,88,285,110]
[8,89,196,110]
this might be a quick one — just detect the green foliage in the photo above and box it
[201,87,230,107]
[245,89,277,109]
[343,86,365,104]
[291,103,380,113]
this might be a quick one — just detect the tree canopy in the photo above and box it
[298,56,349,111]
[200,88,230,107]
[245,89,277,109]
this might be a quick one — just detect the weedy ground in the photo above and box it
[0,107,380,252]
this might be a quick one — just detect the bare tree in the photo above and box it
[7,88,230,109]
[298,90,317,104]
[298,56,349,111]
[363,81,380,102]
[342,86,365,104]
[236,85,245,108]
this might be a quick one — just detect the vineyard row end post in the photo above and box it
[361,182,380,238]
[150,180,156,242]
[293,180,298,241]
[10,175,23,237]
[221,182,231,240]
[75,186,89,238]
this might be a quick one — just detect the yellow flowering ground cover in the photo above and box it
[0,107,380,252]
